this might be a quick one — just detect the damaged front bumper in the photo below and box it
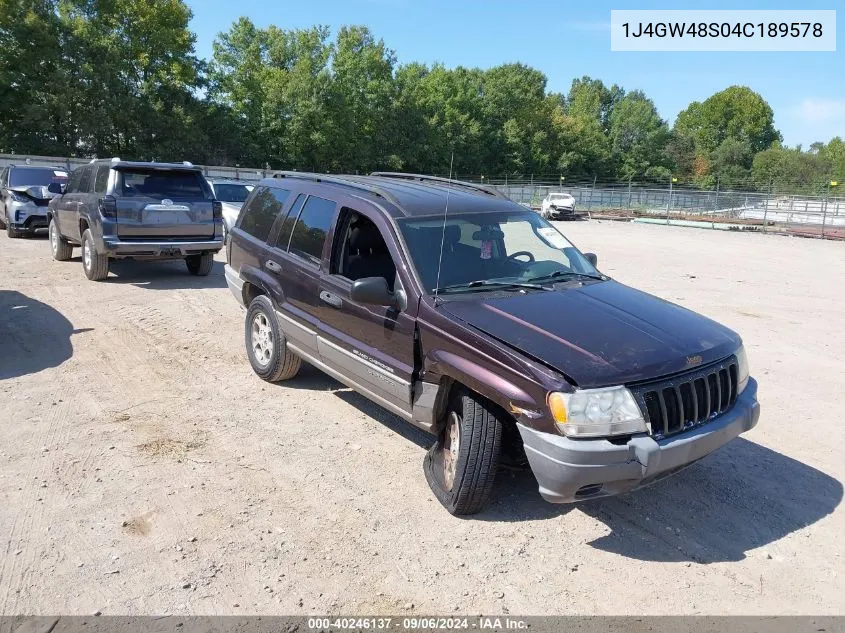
[7,202,48,232]
[517,379,760,503]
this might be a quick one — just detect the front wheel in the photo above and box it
[424,390,503,515]
[186,252,213,276]
[6,218,23,238]
[49,218,73,261]
[81,229,109,280]
[244,294,301,382]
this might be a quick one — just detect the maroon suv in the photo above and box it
[224,172,760,515]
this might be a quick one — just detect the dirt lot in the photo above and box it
[1,221,843,616]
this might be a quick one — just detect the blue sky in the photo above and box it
[185,0,843,148]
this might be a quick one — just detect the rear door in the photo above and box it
[261,193,336,358]
[113,167,215,239]
[57,166,89,239]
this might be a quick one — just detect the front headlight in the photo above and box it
[9,191,29,203]
[548,386,648,438]
[736,345,750,394]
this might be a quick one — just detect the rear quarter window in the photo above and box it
[287,195,336,265]
[94,167,110,194]
[238,186,291,242]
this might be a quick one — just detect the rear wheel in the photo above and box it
[49,218,72,261]
[245,294,301,382]
[81,229,109,280]
[424,389,503,515]
[186,252,213,276]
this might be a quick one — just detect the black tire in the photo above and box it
[0,207,6,229]
[81,228,109,280]
[6,214,22,238]
[186,252,213,276]
[244,294,301,382]
[424,389,503,515]
[49,218,73,261]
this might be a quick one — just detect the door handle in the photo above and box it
[319,291,342,308]
[265,260,282,273]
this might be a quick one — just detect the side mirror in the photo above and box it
[584,252,598,267]
[47,182,64,195]
[350,276,397,308]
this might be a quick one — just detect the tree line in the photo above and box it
[2,0,844,194]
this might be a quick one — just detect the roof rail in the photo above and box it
[272,171,401,206]
[369,172,508,199]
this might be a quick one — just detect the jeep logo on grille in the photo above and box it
[686,355,703,366]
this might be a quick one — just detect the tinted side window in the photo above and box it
[66,168,83,194]
[238,186,291,242]
[274,194,306,250]
[94,167,110,194]
[78,166,93,193]
[288,196,335,265]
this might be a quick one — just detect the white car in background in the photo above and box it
[540,191,582,220]
[207,179,254,241]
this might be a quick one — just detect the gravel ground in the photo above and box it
[0,220,842,616]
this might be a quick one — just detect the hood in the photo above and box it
[441,280,740,388]
[10,185,56,201]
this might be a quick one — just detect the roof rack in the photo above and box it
[369,172,508,200]
[272,171,400,206]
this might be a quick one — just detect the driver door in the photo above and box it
[315,205,416,419]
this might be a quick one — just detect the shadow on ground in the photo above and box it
[99,258,227,290]
[275,362,841,563]
[277,362,432,450]
[578,437,842,563]
[0,290,91,380]
[485,435,841,563]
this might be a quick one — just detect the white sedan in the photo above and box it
[540,192,582,220]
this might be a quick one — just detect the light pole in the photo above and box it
[823,180,838,238]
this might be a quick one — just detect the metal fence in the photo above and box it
[491,181,845,240]
[3,153,843,239]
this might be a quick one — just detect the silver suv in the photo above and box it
[0,165,68,238]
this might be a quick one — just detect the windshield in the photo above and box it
[213,183,252,203]
[10,168,68,188]
[549,193,571,200]
[118,169,212,200]
[397,211,600,293]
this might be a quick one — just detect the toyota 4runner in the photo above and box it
[47,158,223,280]
[224,172,760,515]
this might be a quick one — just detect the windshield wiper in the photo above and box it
[525,270,605,284]
[433,279,551,294]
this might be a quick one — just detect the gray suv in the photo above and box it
[47,159,223,280]
[0,165,68,237]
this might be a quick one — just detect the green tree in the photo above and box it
[607,90,670,179]
[330,25,397,172]
[566,76,624,133]
[674,86,781,155]
[0,0,70,154]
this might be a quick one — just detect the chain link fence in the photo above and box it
[486,180,845,240]
[3,153,843,239]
